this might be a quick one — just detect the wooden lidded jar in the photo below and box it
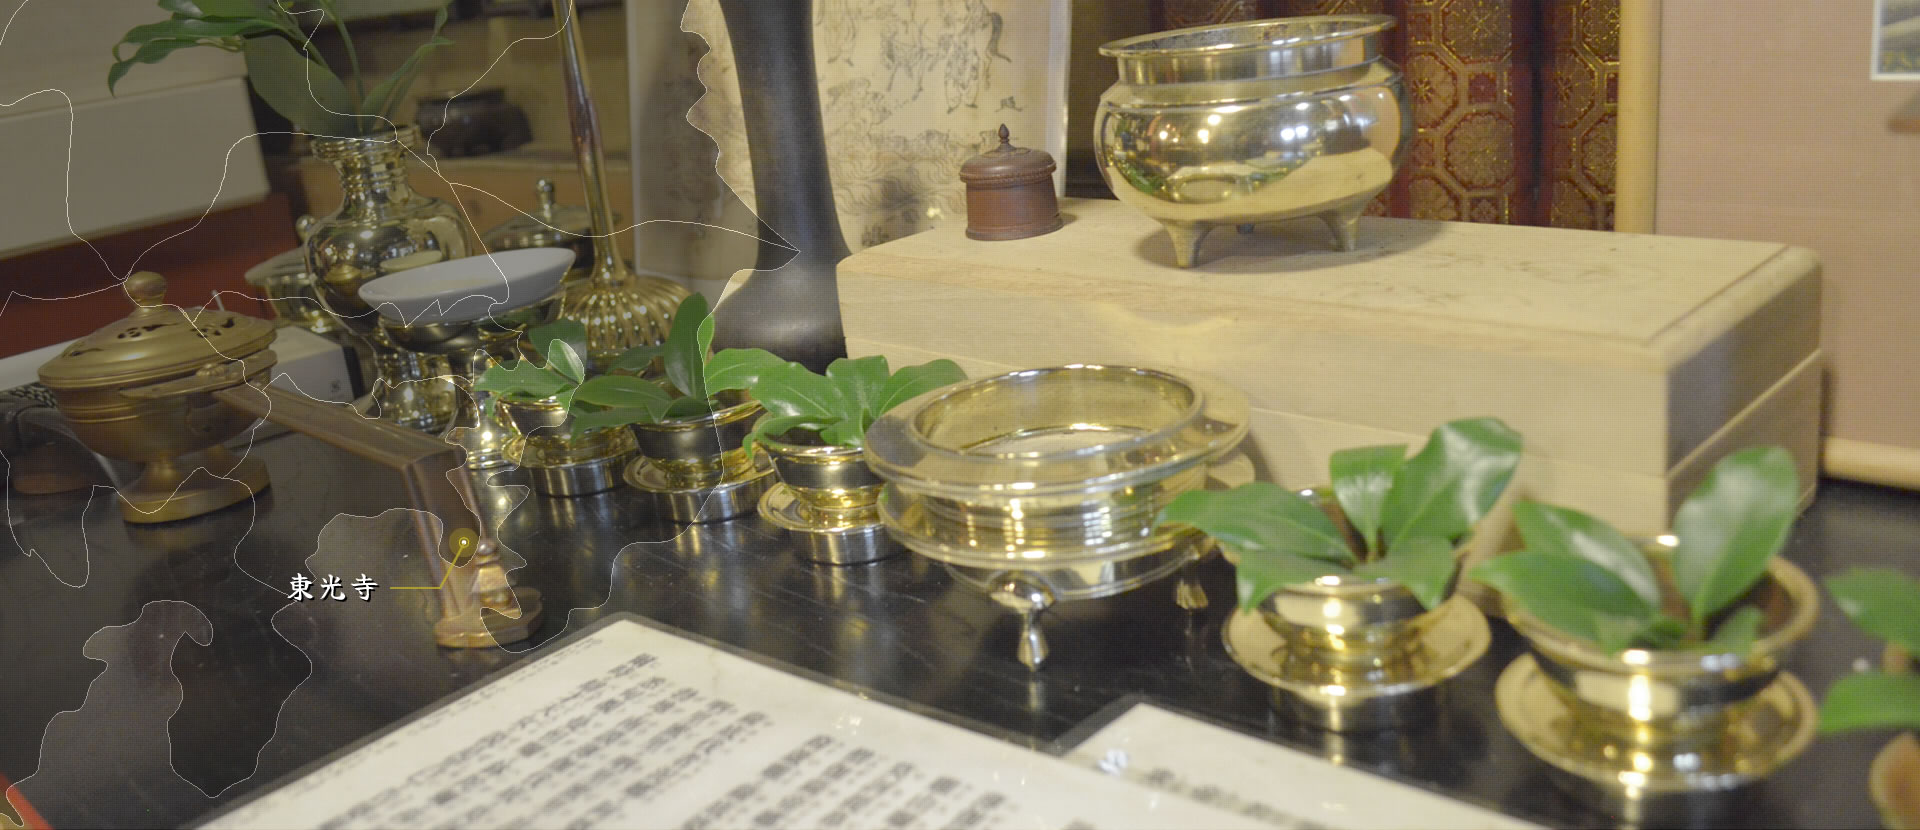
[960,125,1064,241]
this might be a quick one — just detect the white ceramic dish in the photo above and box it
[359,248,572,325]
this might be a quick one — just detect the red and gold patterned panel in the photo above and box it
[1540,0,1620,230]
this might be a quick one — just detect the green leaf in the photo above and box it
[567,404,656,435]
[1470,550,1658,653]
[662,394,715,420]
[1353,534,1456,610]
[1702,606,1765,656]
[662,294,711,401]
[607,344,664,374]
[745,414,829,454]
[1511,501,1661,610]
[827,356,891,419]
[872,359,967,415]
[473,359,570,400]
[1157,483,1356,566]
[529,320,589,373]
[1672,446,1799,625]
[109,39,203,93]
[1819,672,1920,734]
[121,16,282,47]
[1378,418,1523,551]
[1236,548,1346,612]
[572,375,671,420]
[1826,567,1920,657]
[1636,614,1691,650]
[243,35,356,135]
[1329,444,1405,555]
[545,338,585,384]
[821,418,867,448]
[750,364,851,422]
[705,348,791,395]
[361,33,453,122]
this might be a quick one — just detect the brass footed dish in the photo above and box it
[1496,549,1820,825]
[498,397,636,497]
[866,365,1249,669]
[757,429,900,566]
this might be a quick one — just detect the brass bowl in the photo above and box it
[866,364,1249,668]
[1873,646,1919,830]
[1096,16,1410,266]
[1221,487,1489,731]
[758,426,885,524]
[628,390,763,488]
[1496,547,1820,823]
[496,396,636,497]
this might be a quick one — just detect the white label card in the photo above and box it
[1067,704,1541,830]
[205,618,1262,830]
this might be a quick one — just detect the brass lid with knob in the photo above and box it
[959,125,1064,241]
[481,179,614,269]
[38,271,277,392]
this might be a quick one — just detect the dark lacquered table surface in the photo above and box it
[3,429,1915,829]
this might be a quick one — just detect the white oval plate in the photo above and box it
[359,247,572,324]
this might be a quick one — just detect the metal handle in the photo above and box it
[122,351,277,400]
[990,575,1055,670]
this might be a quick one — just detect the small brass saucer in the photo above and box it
[1495,654,1817,813]
[1222,596,1489,731]
[760,483,901,566]
[623,454,775,524]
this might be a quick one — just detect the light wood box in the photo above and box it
[837,198,1823,548]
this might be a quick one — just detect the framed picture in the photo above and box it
[1873,0,1920,79]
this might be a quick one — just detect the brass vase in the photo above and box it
[497,397,637,497]
[1220,488,1490,732]
[1495,548,1820,825]
[303,125,461,432]
[756,427,900,565]
[622,391,774,523]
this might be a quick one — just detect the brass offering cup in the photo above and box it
[1873,647,1920,830]
[623,391,774,523]
[1496,547,1819,824]
[756,427,900,566]
[1222,488,1489,732]
[866,365,1249,669]
[497,396,636,497]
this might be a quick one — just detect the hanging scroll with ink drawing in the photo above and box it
[681,0,1070,252]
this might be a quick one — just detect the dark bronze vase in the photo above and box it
[708,0,850,374]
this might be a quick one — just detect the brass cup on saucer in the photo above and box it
[756,427,901,566]
[624,391,775,523]
[866,364,1249,670]
[1873,647,1920,830]
[1495,545,1819,825]
[498,397,636,497]
[1220,487,1490,732]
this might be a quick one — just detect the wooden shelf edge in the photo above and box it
[1825,436,1920,491]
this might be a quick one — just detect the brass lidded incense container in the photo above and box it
[866,365,1248,669]
[1220,488,1490,732]
[1495,543,1819,825]
[37,272,277,523]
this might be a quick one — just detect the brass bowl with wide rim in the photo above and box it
[866,364,1248,668]
[623,389,774,523]
[496,396,636,497]
[756,425,900,565]
[1496,545,1820,824]
[1219,487,1490,732]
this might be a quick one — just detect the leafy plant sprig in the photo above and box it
[1470,446,1800,655]
[1156,417,1523,612]
[110,0,453,137]
[472,296,784,436]
[1817,567,1920,734]
[742,356,967,452]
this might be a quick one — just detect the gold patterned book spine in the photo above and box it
[1390,0,1537,224]
[1539,0,1620,230]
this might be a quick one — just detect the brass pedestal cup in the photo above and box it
[756,427,901,566]
[623,391,775,523]
[496,396,637,497]
[1495,546,1820,825]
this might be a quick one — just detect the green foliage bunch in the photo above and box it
[742,356,966,452]
[1819,567,1920,734]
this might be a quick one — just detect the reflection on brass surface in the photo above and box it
[1495,549,1820,822]
[866,365,1248,668]
[303,125,463,432]
[37,272,277,523]
[756,428,899,565]
[629,395,763,488]
[1095,16,1410,266]
[498,397,637,497]
[761,484,901,566]
[625,455,775,524]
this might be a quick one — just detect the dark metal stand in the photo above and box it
[709,0,851,373]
